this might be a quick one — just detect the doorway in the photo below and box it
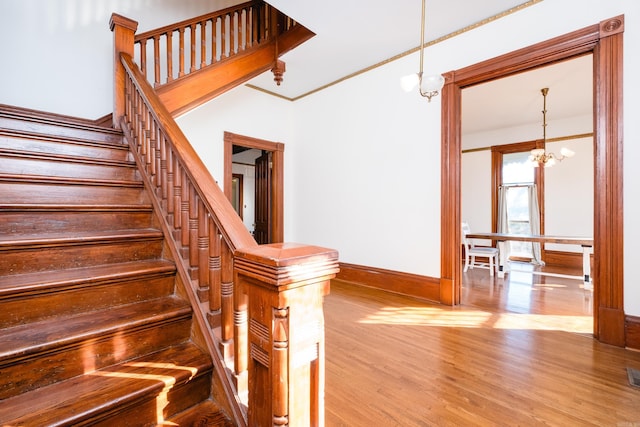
[440,16,624,345]
[223,131,285,244]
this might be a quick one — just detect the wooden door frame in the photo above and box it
[440,16,625,346]
[224,131,285,243]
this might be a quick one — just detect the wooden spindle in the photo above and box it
[173,156,182,233]
[153,35,160,87]
[189,23,197,73]
[139,39,147,78]
[211,17,218,62]
[181,169,190,249]
[178,27,185,77]
[221,242,234,342]
[209,219,221,312]
[189,187,200,272]
[166,31,173,83]
[230,12,236,55]
[200,21,207,68]
[221,14,227,58]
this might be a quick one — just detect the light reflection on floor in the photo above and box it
[358,305,592,333]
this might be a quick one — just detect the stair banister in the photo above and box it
[111,12,337,427]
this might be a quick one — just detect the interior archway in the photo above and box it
[440,16,625,346]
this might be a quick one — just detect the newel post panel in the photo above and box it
[234,243,339,427]
[109,13,138,128]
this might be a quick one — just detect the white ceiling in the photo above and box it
[246,0,592,134]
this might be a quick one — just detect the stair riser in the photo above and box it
[0,155,139,182]
[88,374,212,427]
[0,211,155,235]
[0,116,123,145]
[0,316,192,400]
[0,182,148,205]
[0,239,164,275]
[0,274,175,328]
[0,134,132,162]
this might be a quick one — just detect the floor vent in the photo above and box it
[627,367,640,388]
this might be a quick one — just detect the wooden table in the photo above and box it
[465,233,593,290]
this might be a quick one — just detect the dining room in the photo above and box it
[460,53,594,327]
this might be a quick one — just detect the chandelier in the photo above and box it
[400,0,445,101]
[528,87,574,167]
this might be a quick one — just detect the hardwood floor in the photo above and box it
[325,267,640,426]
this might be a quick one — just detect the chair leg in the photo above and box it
[489,255,494,276]
[464,252,469,272]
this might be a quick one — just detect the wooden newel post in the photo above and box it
[109,13,138,129]
[234,243,339,427]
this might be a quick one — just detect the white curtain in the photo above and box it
[496,186,510,262]
[528,185,544,265]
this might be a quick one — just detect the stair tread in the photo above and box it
[0,228,163,246]
[0,202,153,211]
[0,173,144,187]
[0,341,212,425]
[0,296,191,361]
[0,147,136,166]
[0,259,176,296]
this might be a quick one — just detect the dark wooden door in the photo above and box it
[254,151,272,244]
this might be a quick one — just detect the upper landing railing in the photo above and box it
[133,0,295,89]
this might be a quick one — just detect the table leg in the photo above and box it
[497,240,506,278]
[582,245,592,290]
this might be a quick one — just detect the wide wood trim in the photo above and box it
[336,263,440,303]
[158,44,279,117]
[440,70,461,306]
[224,131,284,243]
[593,15,625,346]
[441,16,625,346]
[626,315,640,351]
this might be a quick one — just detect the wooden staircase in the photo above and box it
[0,107,234,426]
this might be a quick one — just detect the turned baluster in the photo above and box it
[230,11,237,55]
[153,35,161,87]
[200,20,207,68]
[221,242,234,345]
[180,169,190,251]
[198,201,210,292]
[208,219,222,314]
[221,14,228,59]
[172,156,182,236]
[211,17,218,62]
[150,125,160,188]
[138,39,147,79]
[188,187,200,276]
[166,31,174,83]
[178,27,185,77]
[158,134,167,199]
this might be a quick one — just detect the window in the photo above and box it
[491,141,544,261]
[502,152,534,258]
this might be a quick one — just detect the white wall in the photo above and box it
[291,56,442,275]
[0,0,238,119]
